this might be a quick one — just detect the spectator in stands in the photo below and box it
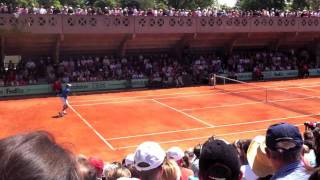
[311,127,320,167]
[233,139,258,180]
[253,65,264,81]
[190,144,201,177]
[88,157,104,179]
[0,131,81,180]
[161,159,181,180]
[77,155,98,180]
[167,146,194,180]
[134,141,166,180]
[265,123,310,179]
[246,136,273,179]
[302,131,317,170]
[52,79,62,95]
[199,137,242,180]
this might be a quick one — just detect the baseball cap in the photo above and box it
[88,157,104,176]
[66,83,72,87]
[167,146,184,161]
[125,153,135,167]
[247,136,274,177]
[199,138,241,180]
[266,123,303,152]
[134,141,166,171]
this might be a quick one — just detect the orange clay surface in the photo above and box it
[1,78,320,162]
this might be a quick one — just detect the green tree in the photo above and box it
[93,0,117,8]
[167,0,216,10]
[290,0,308,10]
[120,0,155,9]
[60,0,85,7]
[3,0,37,7]
[309,0,320,10]
[37,0,61,7]
[238,0,286,10]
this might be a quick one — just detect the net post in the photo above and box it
[223,76,226,85]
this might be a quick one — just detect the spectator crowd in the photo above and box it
[1,122,320,180]
[1,2,320,17]
[0,49,314,87]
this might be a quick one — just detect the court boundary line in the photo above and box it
[70,81,320,104]
[107,113,315,141]
[151,99,215,127]
[180,96,316,111]
[68,104,115,150]
[115,124,303,150]
[71,84,320,107]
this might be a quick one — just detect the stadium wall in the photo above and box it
[1,69,320,97]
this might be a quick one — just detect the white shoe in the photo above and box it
[63,111,67,115]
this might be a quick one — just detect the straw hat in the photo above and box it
[246,136,275,178]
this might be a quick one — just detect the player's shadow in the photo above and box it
[52,115,62,118]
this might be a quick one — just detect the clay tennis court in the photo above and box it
[1,77,320,162]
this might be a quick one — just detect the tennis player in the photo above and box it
[58,83,72,117]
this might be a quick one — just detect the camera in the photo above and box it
[304,121,320,131]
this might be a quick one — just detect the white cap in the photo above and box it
[166,146,184,161]
[125,153,134,167]
[66,83,72,87]
[134,141,165,171]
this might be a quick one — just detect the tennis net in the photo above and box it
[213,74,320,116]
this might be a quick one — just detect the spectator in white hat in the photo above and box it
[134,141,166,180]
[167,146,194,180]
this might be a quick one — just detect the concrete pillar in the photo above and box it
[118,34,132,57]
[53,35,61,64]
[0,36,4,68]
[315,41,320,68]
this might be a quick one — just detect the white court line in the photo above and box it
[68,104,115,150]
[107,112,316,141]
[299,86,320,93]
[181,96,316,111]
[151,99,215,127]
[115,124,304,150]
[70,81,320,104]
[70,90,217,103]
[71,84,320,107]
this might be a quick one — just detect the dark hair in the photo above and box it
[309,168,320,180]
[0,131,80,180]
[304,130,314,142]
[266,148,302,163]
[77,156,97,180]
[126,165,140,178]
[193,144,201,158]
[182,155,190,168]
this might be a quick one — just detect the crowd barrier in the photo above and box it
[1,69,320,97]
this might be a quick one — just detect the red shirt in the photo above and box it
[53,81,62,92]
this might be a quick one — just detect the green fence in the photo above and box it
[1,69,320,97]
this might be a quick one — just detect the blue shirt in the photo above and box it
[60,88,71,99]
[271,161,310,180]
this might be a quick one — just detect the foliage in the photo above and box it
[3,0,38,7]
[59,0,85,7]
[93,0,117,8]
[119,0,155,9]
[167,0,217,10]
[37,0,61,7]
[238,0,286,10]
